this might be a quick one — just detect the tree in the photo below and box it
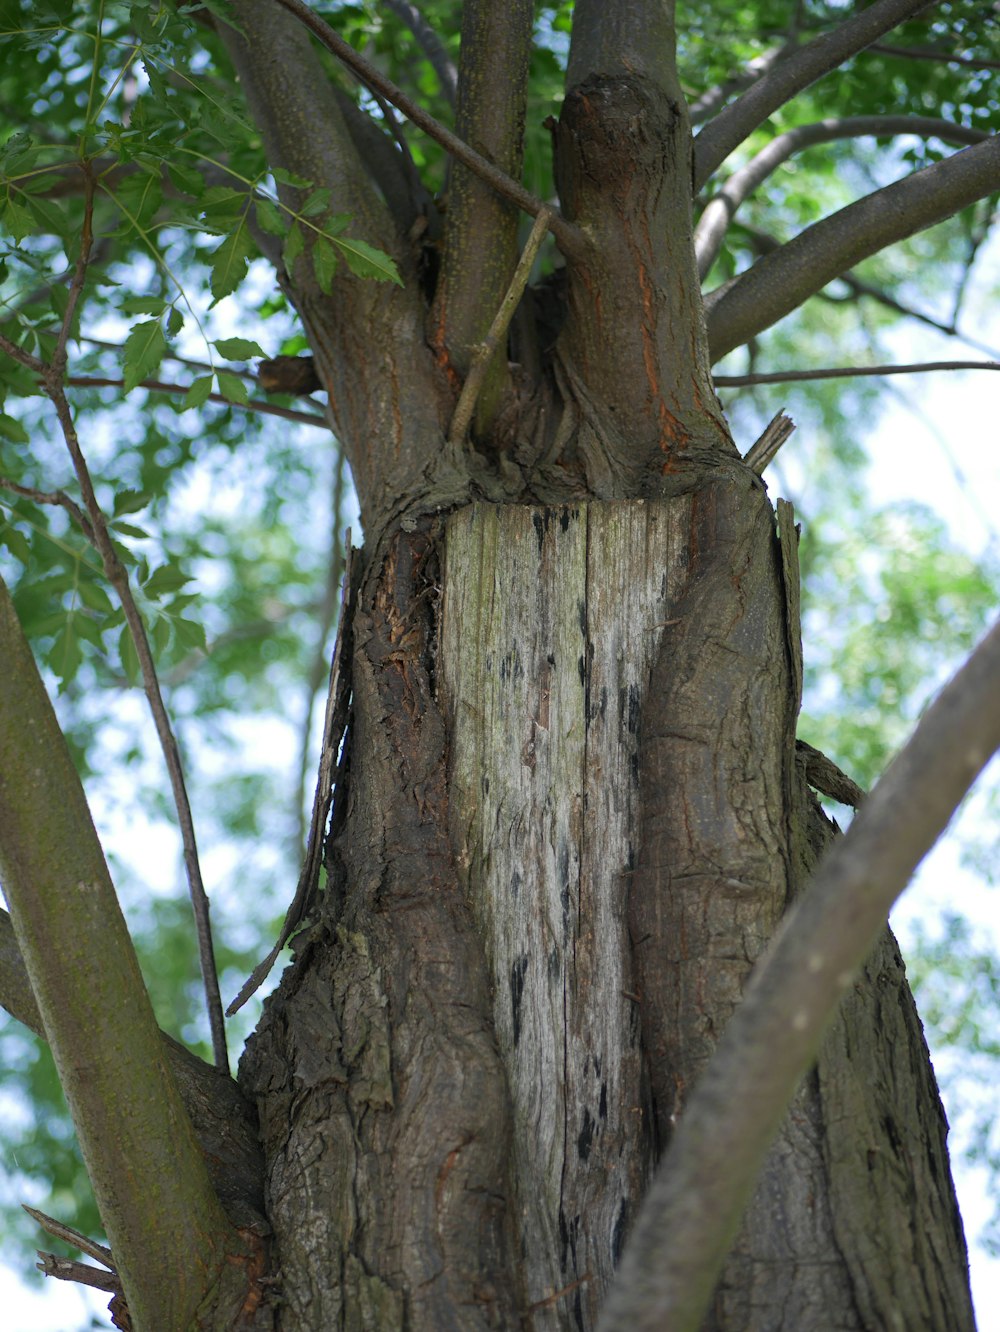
[0,0,999,1327]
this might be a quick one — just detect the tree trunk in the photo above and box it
[214,6,975,1326]
[239,493,973,1330]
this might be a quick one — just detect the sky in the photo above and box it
[1,219,999,1332]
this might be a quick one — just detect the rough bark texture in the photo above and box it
[209,6,975,1329]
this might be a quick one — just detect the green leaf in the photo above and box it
[110,521,151,539]
[312,235,337,294]
[254,197,285,236]
[208,217,255,301]
[0,521,30,562]
[119,296,167,317]
[173,616,207,652]
[167,160,205,199]
[118,623,141,684]
[0,413,28,443]
[151,613,171,658]
[48,622,82,690]
[283,220,304,272]
[75,580,114,614]
[113,489,152,517]
[335,235,402,285]
[122,319,167,394]
[144,563,194,599]
[183,375,214,409]
[300,188,332,219]
[214,336,266,360]
[1,195,34,242]
[215,371,249,404]
[167,307,184,336]
[271,167,313,189]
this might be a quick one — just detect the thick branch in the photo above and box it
[696,115,987,277]
[600,616,1000,1332]
[568,0,679,92]
[0,908,267,1231]
[0,576,252,1328]
[693,0,935,189]
[706,136,1000,361]
[269,0,584,256]
[430,0,533,425]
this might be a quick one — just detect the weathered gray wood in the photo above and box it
[441,499,690,1327]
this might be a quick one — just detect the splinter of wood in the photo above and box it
[744,409,795,474]
[227,539,357,1015]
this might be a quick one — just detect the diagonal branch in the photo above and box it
[693,0,935,189]
[688,42,796,127]
[271,0,584,256]
[0,907,267,1231]
[0,576,252,1329]
[600,615,1000,1332]
[705,135,1000,362]
[696,115,988,277]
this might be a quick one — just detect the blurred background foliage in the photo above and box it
[0,0,997,1303]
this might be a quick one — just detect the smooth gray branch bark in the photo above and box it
[706,135,1000,361]
[696,115,988,277]
[600,615,1000,1332]
[568,0,679,94]
[694,0,935,189]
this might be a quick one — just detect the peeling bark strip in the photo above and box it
[240,527,517,1331]
[441,500,691,1329]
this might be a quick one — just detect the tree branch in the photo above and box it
[430,0,534,426]
[600,615,1000,1332]
[383,0,457,106]
[567,0,679,91]
[688,42,795,127]
[65,374,327,427]
[716,359,1000,387]
[870,41,1000,73]
[270,0,585,256]
[0,575,253,1328]
[696,115,987,277]
[706,135,1000,362]
[693,0,936,189]
[0,908,267,1231]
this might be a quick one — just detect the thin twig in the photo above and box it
[869,41,1000,73]
[228,541,356,1015]
[0,327,46,375]
[271,0,585,257]
[716,360,1000,387]
[36,1254,120,1293]
[34,183,229,1068]
[24,1205,116,1270]
[448,208,553,445]
[65,376,327,427]
[0,477,95,539]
